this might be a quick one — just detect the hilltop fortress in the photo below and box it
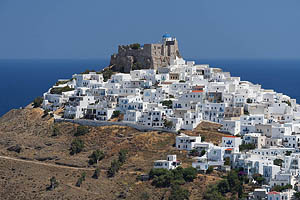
[109,34,181,72]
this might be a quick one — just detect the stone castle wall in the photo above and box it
[109,39,181,73]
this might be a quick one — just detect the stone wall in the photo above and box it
[109,39,181,73]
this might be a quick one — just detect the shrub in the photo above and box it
[253,173,265,185]
[224,157,230,166]
[100,69,113,82]
[152,173,173,187]
[92,168,100,179]
[55,80,68,86]
[217,180,230,194]
[74,125,89,136]
[129,43,140,50]
[70,138,84,155]
[107,159,120,177]
[285,151,292,156]
[149,168,169,179]
[274,159,283,167]
[118,149,128,164]
[272,184,292,192]
[206,166,214,174]
[169,184,190,200]
[163,119,173,129]
[239,143,256,152]
[189,149,199,156]
[88,150,105,165]
[182,167,197,182]
[48,176,59,190]
[161,100,173,109]
[52,125,60,137]
[112,110,121,118]
[50,86,74,95]
[200,149,206,157]
[33,96,43,108]
[140,192,150,200]
[76,172,86,187]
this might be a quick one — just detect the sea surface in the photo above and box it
[0,59,299,117]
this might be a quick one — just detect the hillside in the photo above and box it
[0,107,228,200]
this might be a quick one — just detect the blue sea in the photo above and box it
[0,59,299,117]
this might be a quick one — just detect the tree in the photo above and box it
[112,110,121,118]
[70,138,84,155]
[169,184,190,200]
[294,192,300,200]
[92,168,100,179]
[217,180,230,194]
[74,125,89,136]
[33,96,43,108]
[88,150,105,165]
[164,119,173,129]
[182,167,197,182]
[273,159,283,167]
[200,149,206,157]
[285,151,292,156]
[48,176,59,190]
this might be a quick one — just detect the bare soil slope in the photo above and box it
[0,107,226,200]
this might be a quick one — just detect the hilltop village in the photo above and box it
[42,35,300,199]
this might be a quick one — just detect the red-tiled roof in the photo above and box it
[192,90,203,93]
[225,148,233,151]
[268,191,280,195]
[224,136,237,138]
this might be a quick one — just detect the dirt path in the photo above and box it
[0,155,94,171]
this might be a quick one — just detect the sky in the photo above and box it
[0,0,300,60]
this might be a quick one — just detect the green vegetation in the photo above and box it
[92,168,100,179]
[294,192,300,200]
[88,150,105,165]
[107,159,120,178]
[55,80,69,86]
[204,169,248,199]
[272,184,292,192]
[224,157,231,166]
[252,173,265,185]
[112,110,121,118]
[52,125,60,137]
[76,172,86,187]
[48,176,59,191]
[140,192,150,200]
[285,151,292,156]
[70,138,84,155]
[189,149,199,156]
[100,68,113,82]
[149,167,197,188]
[33,96,43,108]
[74,125,89,136]
[274,158,284,167]
[161,100,173,109]
[129,43,141,50]
[80,69,96,74]
[163,119,174,129]
[179,80,186,83]
[132,62,142,70]
[107,149,128,177]
[239,143,256,152]
[206,166,214,174]
[283,100,292,107]
[169,184,190,200]
[50,86,74,95]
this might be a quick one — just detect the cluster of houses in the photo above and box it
[42,37,300,199]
